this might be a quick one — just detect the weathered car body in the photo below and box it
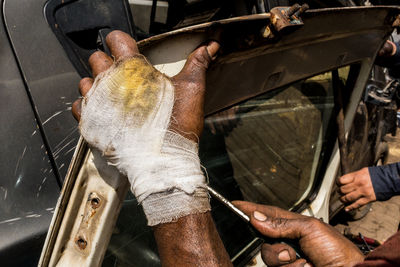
[39,5,400,267]
[0,0,398,266]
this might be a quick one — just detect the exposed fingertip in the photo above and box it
[278,249,290,262]
[89,51,113,77]
[106,30,139,60]
[304,262,313,267]
[106,30,125,40]
[206,41,220,60]
[105,30,132,47]
[72,99,82,121]
[253,211,267,222]
[79,77,94,96]
[89,50,111,63]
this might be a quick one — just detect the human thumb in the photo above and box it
[168,41,220,140]
[172,41,220,84]
[251,211,306,240]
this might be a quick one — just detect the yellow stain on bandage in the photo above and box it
[110,57,163,119]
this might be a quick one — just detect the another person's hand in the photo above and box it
[233,201,364,267]
[337,167,376,212]
[378,40,397,58]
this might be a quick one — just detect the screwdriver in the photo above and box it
[206,185,303,259]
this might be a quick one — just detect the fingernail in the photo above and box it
[206,41,220,60]
[304,263,312,267]
[253,211,267,221]
[278,250,290,262]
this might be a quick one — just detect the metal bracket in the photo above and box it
[270,4,309,33]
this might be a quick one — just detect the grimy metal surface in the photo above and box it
[139,7,400,116]
[39,6,400,267]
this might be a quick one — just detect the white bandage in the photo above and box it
[79,56,210,225]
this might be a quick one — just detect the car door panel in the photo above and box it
[0,5,60,266]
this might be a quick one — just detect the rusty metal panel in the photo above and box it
[139,7,399,115]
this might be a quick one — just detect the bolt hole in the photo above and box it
[76,237,87,250]
[90,197,100,209]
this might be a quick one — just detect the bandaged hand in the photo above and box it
[72,30,219,226]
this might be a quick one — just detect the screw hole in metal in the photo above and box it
[90,197,100,209]
[76,237,87,250]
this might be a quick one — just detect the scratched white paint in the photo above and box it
[42,111,62,125]
[54,139,76,157]
[15,174,23,188]
[25,214,42,218]
[0,217,21,224]
[53,128,78,153]
[64,146,76,156]
[14,146,27,176]
[0,186,7,200]
[37,177,47,197]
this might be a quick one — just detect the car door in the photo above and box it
[0,0,134,266]
[39,5,400,267]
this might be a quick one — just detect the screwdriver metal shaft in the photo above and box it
[206,185,250,222]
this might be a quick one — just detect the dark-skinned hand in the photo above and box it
[233,201,365,267]
[71,30,220,144]
[71,30,232,267]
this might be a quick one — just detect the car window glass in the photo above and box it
[203,66,350,209]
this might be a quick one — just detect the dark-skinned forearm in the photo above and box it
[153,212,232,267]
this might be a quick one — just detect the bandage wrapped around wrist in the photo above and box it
[79,56,210,225]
